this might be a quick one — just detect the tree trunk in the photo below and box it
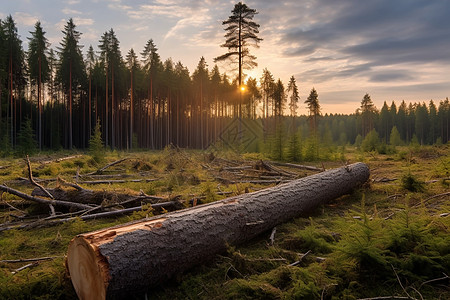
[67,163,369,300]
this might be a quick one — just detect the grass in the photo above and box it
[0,145,449,299]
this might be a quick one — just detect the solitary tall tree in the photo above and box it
[28,21,50,150]
[215,2,262,88]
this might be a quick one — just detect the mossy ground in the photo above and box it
[0,145,449,299]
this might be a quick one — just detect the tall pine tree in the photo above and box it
[56,18,86,149]
[27,21,50,150]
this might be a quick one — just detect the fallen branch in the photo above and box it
[269,161,322,172]
[40,154,83,165]
[425,177,450,183]
[58,177,89,192]
[79,179,148,185]
[258,160,297,177]
[0,184,93,210]
[418,272,449,289]
[414,192,450,208]
[50,201,182,223]
[25,155,54,199]
[32,186,166,206]
[373,177,397,183]
[269,227,276,246]
[1,256,64,263]
[357,297,410,300]
[221,165,253,171]
[84,158,131,176]
[216,177,291,185]
[391,264,416,300]
[289,250,311,266]
[12,262,39,274]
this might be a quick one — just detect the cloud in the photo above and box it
[73,17,94,26]
[369,71,414,83]
[14,12,39,26]
[259,0,450,85]
[62,8,82,15]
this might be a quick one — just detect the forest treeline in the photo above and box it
[0,16,449,156]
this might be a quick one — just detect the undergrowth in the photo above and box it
[0,145,449,299]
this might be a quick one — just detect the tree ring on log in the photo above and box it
[67,237,107,300]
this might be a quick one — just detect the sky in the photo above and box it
[1,0,449,114]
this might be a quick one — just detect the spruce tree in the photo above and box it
[16,118,37,156]
[89,118,104,163]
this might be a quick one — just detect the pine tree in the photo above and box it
[16,118,37,156]
[415,102,429,145]
[287,75,299,117]
[389,126,402,146]
[360,93,376,137]
[260,68,274,118]
[126,48,138,150]
[215,2,262,88]
[428,100,438,144]
[437,98,449,143]
[305,88,320,134]
[192,57,209,149]
[287,129,302,162]
[4,15,26,147]
[56,18,86,149]
[89,118,104,163]
[86,45,96,138]
[379,101,390,143]
[27,21,50,151]
[141,39,163,149]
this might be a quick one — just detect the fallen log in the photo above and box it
[269,161,323,172]
[32,187,166,205]
[66,162,370,300]
[0,184,93,210]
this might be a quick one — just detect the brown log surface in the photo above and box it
[67,162,370,300]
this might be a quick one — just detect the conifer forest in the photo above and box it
[0,15,448,156]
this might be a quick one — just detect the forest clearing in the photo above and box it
[0,144,448,299]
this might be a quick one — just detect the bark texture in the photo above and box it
[67,162,369,299]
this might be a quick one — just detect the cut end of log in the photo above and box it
[67,237,108,300]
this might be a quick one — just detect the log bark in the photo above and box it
[66,162,370,300]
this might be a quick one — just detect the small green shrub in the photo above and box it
[361,129,380,152]
[89,118,105,164]
[401,172,425,192]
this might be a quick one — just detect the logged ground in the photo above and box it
[0,145,449,299]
